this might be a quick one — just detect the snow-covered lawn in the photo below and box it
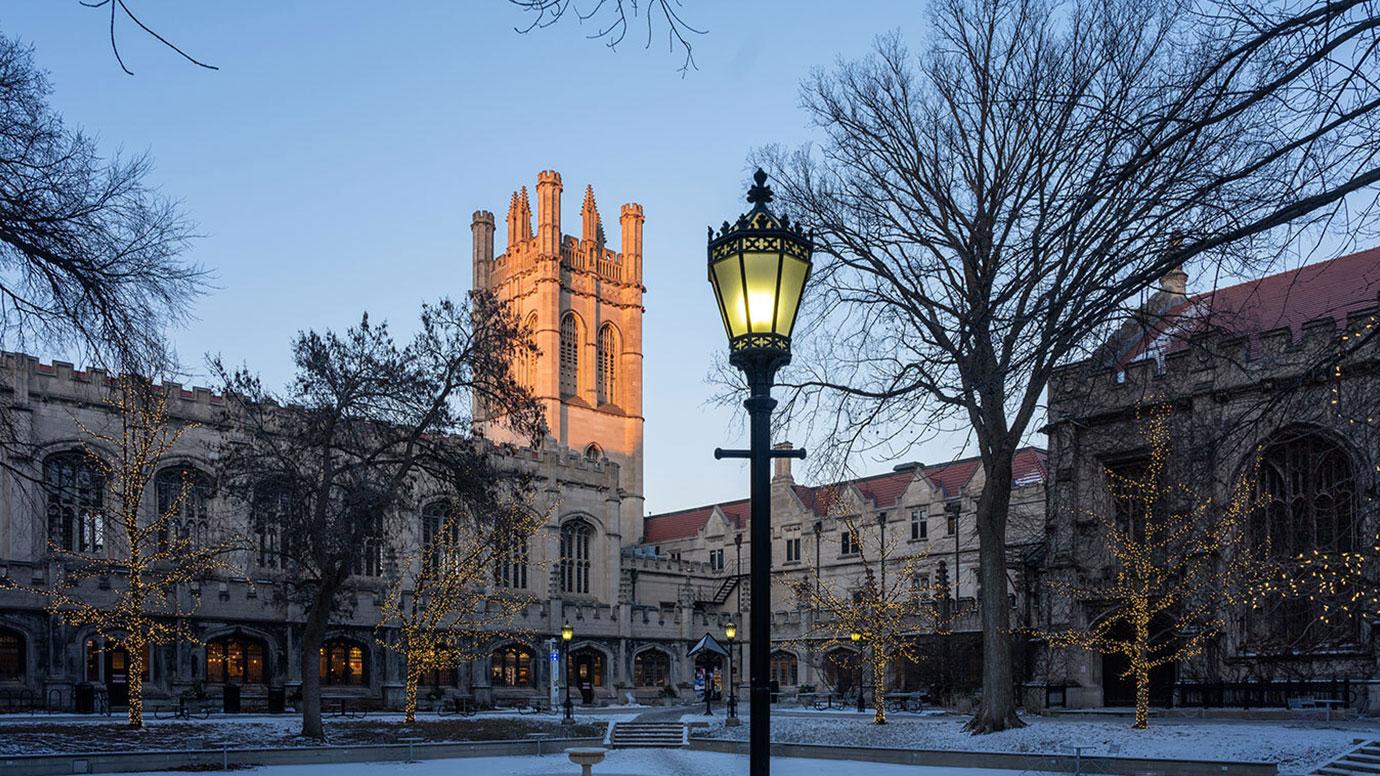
[113,750,1059,776]
[0,712,624,755]
[693,712,1380,774]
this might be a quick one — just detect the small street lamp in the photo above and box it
[725,623,739,726]
[561,624,574,724]
[710,168,813,776]
[851,631,865,713]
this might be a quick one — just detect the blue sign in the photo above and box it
[549,650,559,663]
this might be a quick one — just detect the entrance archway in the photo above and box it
[568,647,604,704]
[1100,618,1175,708]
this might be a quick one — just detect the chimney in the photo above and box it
[773,441,795,482]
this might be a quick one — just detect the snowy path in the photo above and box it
[112,750,1057,776]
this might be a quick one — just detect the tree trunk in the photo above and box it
[299,582,337,739]
[871,650,887,725]
[126,636,145,729]
[965,448,1025,734]
[1133,604,1150,730]
[403,658,420,724]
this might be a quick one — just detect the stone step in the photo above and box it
[1315,740,1380,775]
[609,722,687,749]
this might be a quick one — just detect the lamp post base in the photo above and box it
[725,717,742,727]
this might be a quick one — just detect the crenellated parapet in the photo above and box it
[2,352,225,422]
[1049,301,1380,421]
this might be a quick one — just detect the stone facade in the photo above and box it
[1035,247,1380,711]
[642,447,1049,704]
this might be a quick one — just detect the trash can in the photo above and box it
[223,683,241,714]
[267,686,286,714]
[74,682,94,714]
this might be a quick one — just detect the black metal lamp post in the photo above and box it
[725,623,739,724]
[561,624,574,723]
[851,631,865,713]
[710,169,813,776]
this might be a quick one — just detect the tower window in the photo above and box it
[560,519,593,594]
[560,313,579,397]
[596,324,618,405]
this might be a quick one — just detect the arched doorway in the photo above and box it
[822,647,860,700]
[85,638,149,708]
[0,628,24,683]
[1100,618,1175,708]
[568,647,604,704]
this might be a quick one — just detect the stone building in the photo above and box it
[1036,247,1380,711]
[641,447,1049,704]
[0,172,715,712]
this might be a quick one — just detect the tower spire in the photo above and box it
[582,184,602,246]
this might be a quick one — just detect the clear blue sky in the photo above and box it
[4,0,966,515]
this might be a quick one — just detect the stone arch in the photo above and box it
[42,448,106,554]
[596,322,620,406]
[153,463,214,551]
[632,645,673,687]
[558,515,599,596]
[559,311,584,397]
[1246,424,1360,646]
[319,634,371,686]
[487,640,538,688]
[0,623,29,683]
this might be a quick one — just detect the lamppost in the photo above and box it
[851,631,865,713]
[710,168,813,776]
[725,623,739,726]
[561,624,574,724]
[734,532,743,706]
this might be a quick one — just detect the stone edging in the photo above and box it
[0,736,605,776]
[688,736,1278,775]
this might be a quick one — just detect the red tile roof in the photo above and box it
[643,447,1047,543]
[1122,246,1380,366]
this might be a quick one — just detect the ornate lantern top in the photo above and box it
[707,169,814,374]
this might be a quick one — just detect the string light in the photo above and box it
[792,496,945,725]
[1,374,241,728]
[374,497,544,723]
[1037,405,1274,730]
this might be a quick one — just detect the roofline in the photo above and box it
[644,445,1049,522]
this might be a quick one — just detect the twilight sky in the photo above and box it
[4,1,980,515]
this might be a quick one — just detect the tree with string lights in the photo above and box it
[791,499,944,725]
[375,495,544,723]
[1037,406,1273,729]
[3,372,240,727]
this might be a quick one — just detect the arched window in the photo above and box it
[560,519,593,595]
[822,647,859,697]
[770,650,799,687]
[596,324,618,405]
[44,451,104,553]
[1250,430,1358,645]
[353,511,384,577]
[489,644,534,687]
[519,313,539,391]
[155,466,213,552]
[320,638,368,686]
[633,649,671,686]
[421,500,459,570]
[0,628,24,682]
[205,634,267,684]
[494,529,528,589]
[584,443,602,462]
[252,479,298,569]
[560,313,579,397]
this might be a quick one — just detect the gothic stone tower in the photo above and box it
[471,170,645,541]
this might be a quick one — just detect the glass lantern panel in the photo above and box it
[712,256,750,339]
[774,253,810,339]
[742,250,783,334]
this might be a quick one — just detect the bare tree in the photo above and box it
[755,0,1380,732]
[77,0,218,74]
[0,31,204,370]
[375,496,543,723]
[213,291,546,739]
[509,0,704,73]
[1,371,240,728]
[1036,406,1270,729]
[792,504,943,724]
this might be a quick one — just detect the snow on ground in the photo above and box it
[691,711,1380,775]
[114,750,1060,776]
